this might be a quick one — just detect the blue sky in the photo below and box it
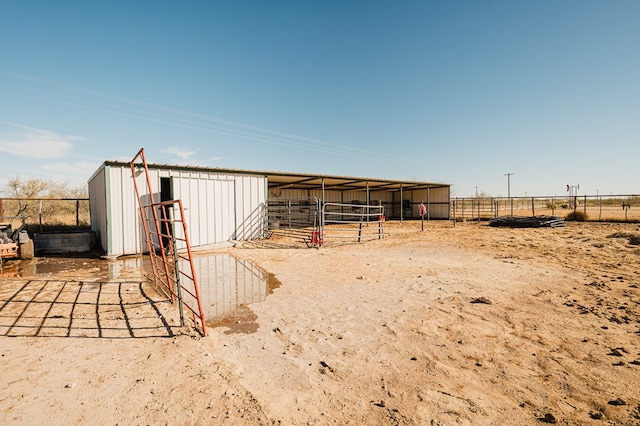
[1,1,638,197]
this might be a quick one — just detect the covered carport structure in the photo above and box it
[264,171,450,220]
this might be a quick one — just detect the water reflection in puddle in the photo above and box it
[1,253,280,335]
[0,256,149,281]
[190,253,280,334]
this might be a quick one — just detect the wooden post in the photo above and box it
[531,197,535,216]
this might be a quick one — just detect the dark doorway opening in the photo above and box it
[159,177,173,248]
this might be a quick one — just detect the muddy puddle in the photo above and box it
[0,253,280,335]
[190,253,280,334]
[0,256,149,281]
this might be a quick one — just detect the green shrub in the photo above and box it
[565,211,588,221]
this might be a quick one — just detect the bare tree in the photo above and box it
[1,176,89,226]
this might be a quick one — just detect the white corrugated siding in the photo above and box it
[88,165,108,252]
[235,175,266,240]
[88,163,267,257]
[90,164,133,256]
[170,172,237,248]
[99,164,146,257]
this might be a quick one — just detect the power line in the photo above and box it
[0,69,429,166]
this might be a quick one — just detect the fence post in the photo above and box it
[583,195,587,215]
[599,196,602,221]
[76,199,80,228]
[427,186,430,221]
[452,200,456,227]
[531,197,535,216]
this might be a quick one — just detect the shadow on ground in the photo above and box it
[0,280,176,338]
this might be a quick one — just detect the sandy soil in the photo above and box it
[1,220,639,425]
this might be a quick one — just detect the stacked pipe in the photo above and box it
[488,216,565,228]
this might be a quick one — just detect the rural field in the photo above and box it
[1,220,639,425]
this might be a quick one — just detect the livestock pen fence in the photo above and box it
[451,195,640,222]
[321,202,385,244]
[267,197,385,246]
[267,197,321,244]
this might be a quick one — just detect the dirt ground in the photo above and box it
[1,220,639,425]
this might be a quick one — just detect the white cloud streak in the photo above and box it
[41,161,100,181]
[162,146,197,161]
[160,146,224,167]
[0,123,81,159]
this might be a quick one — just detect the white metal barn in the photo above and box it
[88,161,268,257]
[88,161,450,257]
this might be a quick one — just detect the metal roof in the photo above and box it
[104,161,449,193]
[264,171,448,192]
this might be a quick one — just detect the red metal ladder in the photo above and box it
[129,148,207,336]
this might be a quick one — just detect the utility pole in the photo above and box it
[505,173,514,216]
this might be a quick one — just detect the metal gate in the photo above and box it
[266,197,385,247]
[129,148,207,336]
[320,202,385,244]
[267,197,321,246]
